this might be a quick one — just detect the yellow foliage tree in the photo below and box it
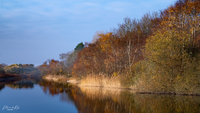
[142,29,192,92]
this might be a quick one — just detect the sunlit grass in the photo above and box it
[80,74,121,88]
[42,75,68,83]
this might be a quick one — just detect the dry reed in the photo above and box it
[42,75,69,83]
[80,74,121,88]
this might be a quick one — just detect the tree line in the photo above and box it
[38,0,200,93]
[0,63,40,78]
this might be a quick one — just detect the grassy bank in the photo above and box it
[42,74,126,89]
[42,74,122,88]
[42,75,69,83]
[79,74,121,88]
[42,72,200,96]
[42,75,80,84]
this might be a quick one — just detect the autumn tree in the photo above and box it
[160,0,200,55]
[59,42,85,76]
[146,30,190,76]
[71,12,161,78]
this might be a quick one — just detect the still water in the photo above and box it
[1,79,200,113]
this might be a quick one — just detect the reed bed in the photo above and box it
[42,75,69,83]
[79,74,121,88]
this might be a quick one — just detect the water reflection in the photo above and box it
[133,94,200,113]
[6,79,35,89]
[0,85,5,91]
[39,80,70,96]
[70,87,200,113]
[0,78,41,91]
[0,79,78,113]
[38,80,75,104]
[1,79,200,113]
[72,87,136,113]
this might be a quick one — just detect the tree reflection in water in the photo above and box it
[1,79,200,113]
[38,80,75,104]
[0,85,5,91]
[6,79,35,89]
[0,78,35,90]
[38,81,200,113]
[69,87,200,113]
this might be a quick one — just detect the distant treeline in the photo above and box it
[37,0,200,93]
[0,63,40,78]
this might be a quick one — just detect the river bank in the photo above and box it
[42,75,80,84]
[42,75,200,96]
[42,75,132,90]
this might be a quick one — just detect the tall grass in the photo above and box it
[80,74,121,88]
[42,75,69,83]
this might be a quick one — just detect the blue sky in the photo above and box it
[0,0,177,66]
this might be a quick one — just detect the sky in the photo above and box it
[0,0,177,66]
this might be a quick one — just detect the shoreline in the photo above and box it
[137,92,200,96]
[42,75,69,83]
[77,85,134,91]
[42,75,80,84]
[42,75,200,96]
